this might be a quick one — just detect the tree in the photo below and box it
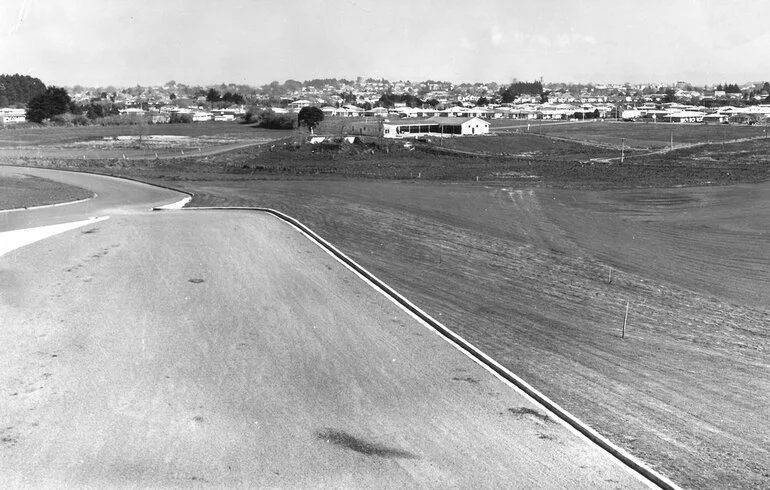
[26,86,72,123]
[206,88,221,102]
[222,91,244,105]
[298,106,324,132]
[476,96,489,106]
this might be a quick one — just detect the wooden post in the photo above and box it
[620,138,625,164]
[622,301,629,339]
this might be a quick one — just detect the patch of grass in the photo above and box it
[0,173,93,210]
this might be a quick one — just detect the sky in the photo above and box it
[1,0,769,88]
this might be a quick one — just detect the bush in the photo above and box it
[169,113,193,124]
[256,110,297,130]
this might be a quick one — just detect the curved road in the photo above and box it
[0,166,651,488]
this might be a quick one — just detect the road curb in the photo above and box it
[165,205,680,490]
[0,194,95,214]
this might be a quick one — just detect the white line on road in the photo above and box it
[0,216,110,257]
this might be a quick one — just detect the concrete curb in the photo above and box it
[164,205,680,490]
[0,194,96,214]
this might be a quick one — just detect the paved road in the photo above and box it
[0,168,649,488]
[0,166,183,232]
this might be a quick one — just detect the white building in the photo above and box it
[0,108,26,124]
[381,116,490,138]
[287,99,312,110]
[192,111,213,122]
[212,109,235,121]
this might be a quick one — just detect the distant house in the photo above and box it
[287,99,311,110]
[320,106,338,117]
[702,113,729,124]
[622,109,643,121]
[212,109,235,121]
[0,108,27,124]
[663,111,705,123]
[192,111,213,122]
[119,108,146,117]
[364,107,389,117]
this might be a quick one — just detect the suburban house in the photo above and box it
[212,109,236,121]
[118,107,146,117]
[192,111,213,122]
[663,111,706,123]
[0,108,27,124]
[702,113,730,124]
[287,99,312,110]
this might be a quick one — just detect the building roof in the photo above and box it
[426,116,488,125]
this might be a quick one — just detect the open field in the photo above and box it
[0,122,283,160]
[533,120,769,150]
[4,127,770,488]
[0,174,92,210]
[437,132,635,158]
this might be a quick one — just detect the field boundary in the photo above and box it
[159,204,679,490]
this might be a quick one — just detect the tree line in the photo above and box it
[0,74,47,107]
[498,80,544,103]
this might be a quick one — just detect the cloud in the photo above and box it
[491,25,503,47]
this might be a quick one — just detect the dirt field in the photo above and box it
[0,122,283,160]
[534,121,769,150]
[0,173,92,210]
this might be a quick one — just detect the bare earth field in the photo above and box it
[0,174,92,210]
[534,121,769,150]
[0,122,283,160]
[3,123,770,488]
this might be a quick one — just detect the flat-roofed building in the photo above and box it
[0,108,26,124]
